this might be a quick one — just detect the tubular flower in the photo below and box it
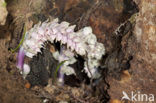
[16,47,25,70]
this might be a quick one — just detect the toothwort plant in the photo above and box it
[17,18,105,79]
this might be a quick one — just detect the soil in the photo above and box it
[0,0,155,103]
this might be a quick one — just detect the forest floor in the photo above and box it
[0,0,155,103]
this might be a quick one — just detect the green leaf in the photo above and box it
[10,24,26,53]
[53,60,68,82]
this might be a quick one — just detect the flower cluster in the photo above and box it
[22,18,104,58]
[18,18,105,79]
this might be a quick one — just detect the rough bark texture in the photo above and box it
[108,0,156,102]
